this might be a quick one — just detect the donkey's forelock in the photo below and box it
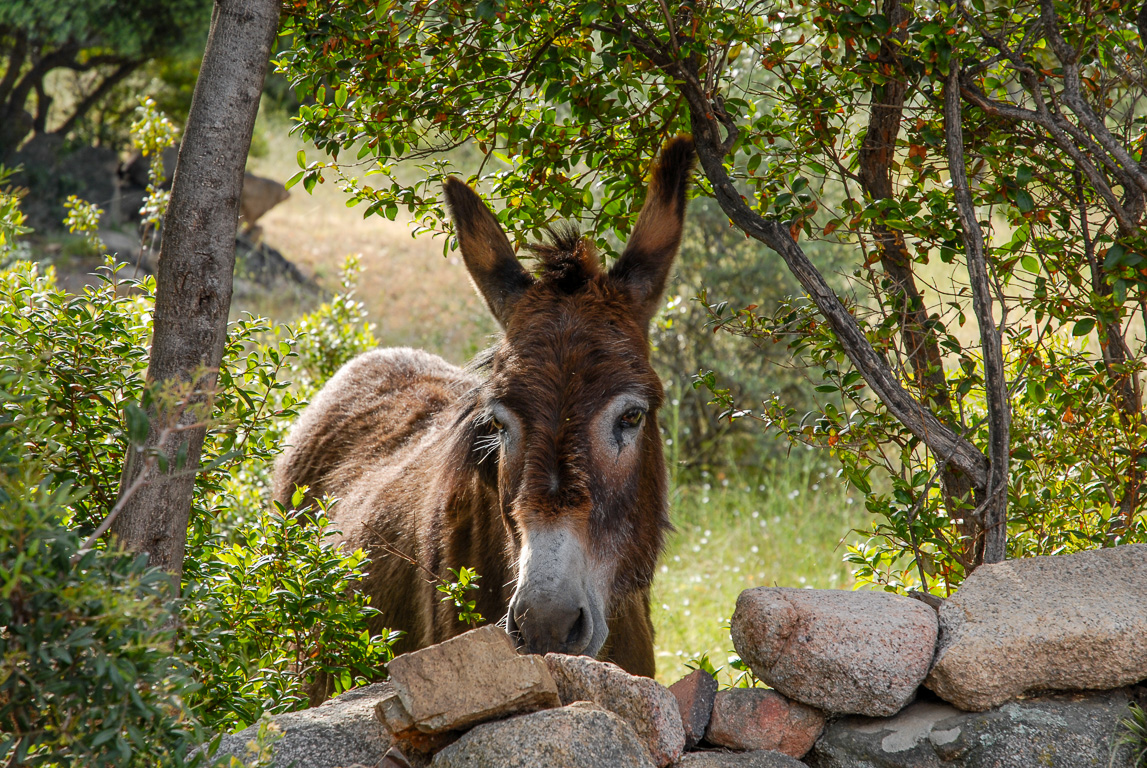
[524,222,600,294]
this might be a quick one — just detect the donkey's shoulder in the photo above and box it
[273,347,476,506]
[333,346,475,394]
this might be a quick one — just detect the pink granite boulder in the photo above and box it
[731,588,938,717]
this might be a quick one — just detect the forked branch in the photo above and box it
[666,57,991,489]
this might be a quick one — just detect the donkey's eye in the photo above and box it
[491,415,505,431]
[618,408,645,429]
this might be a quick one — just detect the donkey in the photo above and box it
[273,136,695,682]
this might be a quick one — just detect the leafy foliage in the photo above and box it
[0,0,211,150]
[0,166,30,261]
[0,378,203,766]
[0,262,151,534]
[183,494,398,732]
[62,195,104,255]
[653,197,842,468]
[0,235,392,760]
[130,97,179,233]
[437,566,484,628]
[1113,702,1147,768]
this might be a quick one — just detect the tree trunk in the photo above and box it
[112,0,280,579]
[858,0,982,566]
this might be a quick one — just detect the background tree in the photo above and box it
[279,0,1146,590]
[110,0,281,578]
[0,0,210,160]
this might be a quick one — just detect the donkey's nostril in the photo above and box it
[511,595,593,656]
[565,609,586,647]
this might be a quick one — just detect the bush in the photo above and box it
[182,495,398,732]
[0,395,202,766]
[0,253,393,762]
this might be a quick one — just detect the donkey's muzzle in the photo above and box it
[508,596,594,656]
[506,523,609,659]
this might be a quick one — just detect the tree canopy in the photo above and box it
[279,0,1147,590]
[0,0,210,157]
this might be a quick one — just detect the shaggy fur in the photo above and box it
[274,136,696,697]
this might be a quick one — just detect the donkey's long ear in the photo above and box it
[444,177,535,328]
[609,135,696,325]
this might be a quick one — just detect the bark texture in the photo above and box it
[112,0,281,577]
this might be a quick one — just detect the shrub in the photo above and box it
[0,248,393,759]
[0,402,202,766]
[182,494,398,732]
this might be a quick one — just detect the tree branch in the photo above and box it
[0,29,28,108]
[51,60,142,138]
[858,0,980,553]
[665,58,991,488]
[960,81,1138,233]
[1039,0,1147,196]
[944,61,1010,563]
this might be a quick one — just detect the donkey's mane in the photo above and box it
[525,222,600,293]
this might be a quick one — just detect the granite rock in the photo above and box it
[669,670,719,749]
[704,688,825,759]
[211,683,392,768]
[731,588,938,717]
[926,544,1147,711]
[431,703,656,768]
[669,749,807,768]
[545,653,685,766]
[811,687,1146,768]
[387,625,560,733]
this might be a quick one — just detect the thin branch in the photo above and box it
[52,60,141,138]
[663,60,992,489]
[961,81,1137,232]
[1039,0,1147,195]
[944,59,1010,563]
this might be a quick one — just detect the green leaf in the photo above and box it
[1103,244,1126,270]
[1015,190,1034,212]
[1020,254,1039,273]
[1112,279,1128,306]
[91,728,118,747]
[125,403,149,445]
[1072,318,1095,336]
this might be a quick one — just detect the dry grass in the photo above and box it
[244,116,495,364]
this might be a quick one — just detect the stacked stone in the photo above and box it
[208,544,1146,768]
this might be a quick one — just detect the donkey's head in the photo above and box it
[443,136,695,659]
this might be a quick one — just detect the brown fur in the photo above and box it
[274,136,695,694]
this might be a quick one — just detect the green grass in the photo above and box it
[651,457,869,686]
